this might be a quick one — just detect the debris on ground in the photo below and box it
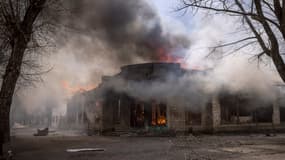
[265,133,276,137]
[66,148,105,153]
[33,128,49,136]
[12,123,26,129]
[7,150,13,160]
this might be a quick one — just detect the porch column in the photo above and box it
[201,106,208,128]
[201,104,212,130]
[167,106,186,132]
[166,104,171,128]
[212,95,221,129]
[120,99,130,129]
[272,99,280,125]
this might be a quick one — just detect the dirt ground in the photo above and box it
[5,128,285,160]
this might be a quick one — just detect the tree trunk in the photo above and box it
[0,129,3,157]
[0,34,28,155]
[0,0,47,155]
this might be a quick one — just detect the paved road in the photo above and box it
[5,128,285,160]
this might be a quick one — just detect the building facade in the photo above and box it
[66,63,285,135]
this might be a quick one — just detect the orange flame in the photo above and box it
[157,115,166,125]
[61,80,96,95]
[152,115,166,126]
[156,48,188,68]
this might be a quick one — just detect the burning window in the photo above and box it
[130,101,167,128]
[130,102,145,128]
[151,102,167,126]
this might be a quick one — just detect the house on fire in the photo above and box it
[66,62,285,134]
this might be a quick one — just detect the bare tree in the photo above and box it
[178,0,285,82]
[0,0,61,156]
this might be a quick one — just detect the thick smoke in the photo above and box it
[105,56,280,113]
[63,0,190,64]
[105,74,209,113]
[11,0,191,126]
[10,0,284,128]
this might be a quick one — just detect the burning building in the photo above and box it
[66,62,285,135]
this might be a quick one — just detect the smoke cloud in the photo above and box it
[104,55,280,113]
[63,0,190,65]
[10,0,284,127]
[11,0,191,123]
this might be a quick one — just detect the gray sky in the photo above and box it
[148,0,194,28]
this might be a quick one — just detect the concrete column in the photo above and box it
[166,104,171,129]
[201,106,208,128]
[201,104,212,131]
[272,99,280,125]
[212,95,221,129]
[167,107,186,132]
[120,98,130,129]
[179,108,186,132]
[76,108,79,126]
